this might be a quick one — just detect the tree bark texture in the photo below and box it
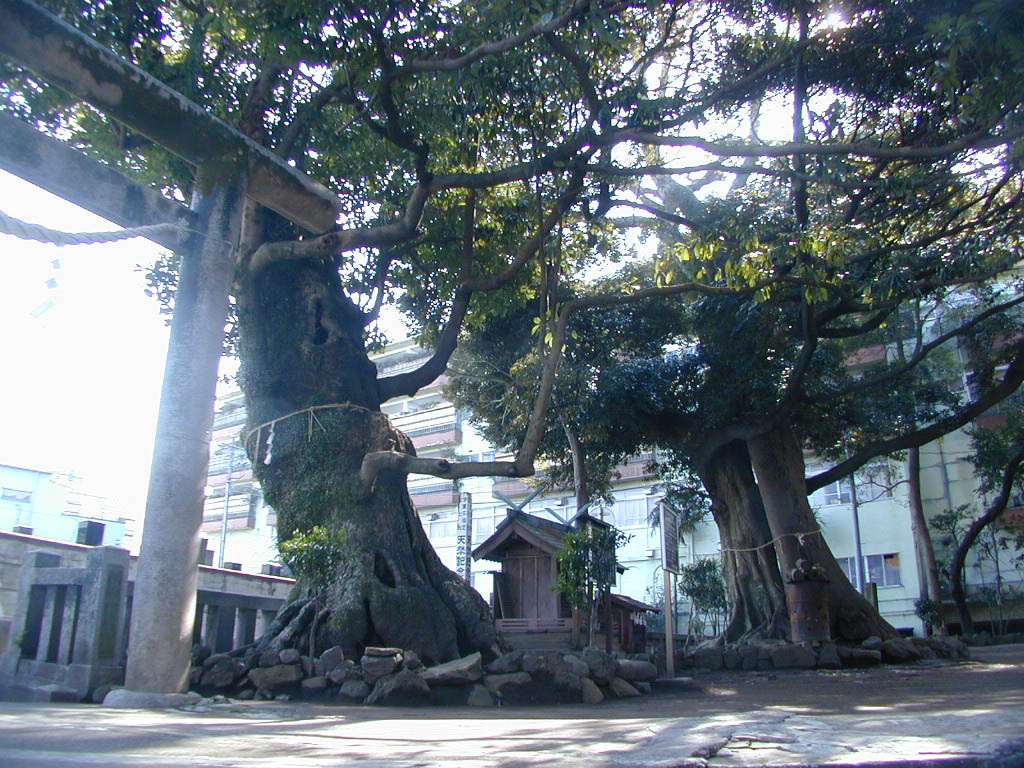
[563,422,590,509]
[907,446,947,634]
[747,425,898,641]
[948,445,1024,635]
[700,441,789,643]
[236,258,500,664]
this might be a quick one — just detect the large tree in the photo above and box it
[447,0,1024,641]
[4,0,1023,661]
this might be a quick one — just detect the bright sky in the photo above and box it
[0,169,172,526]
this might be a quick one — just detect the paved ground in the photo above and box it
[1,645,1023,767]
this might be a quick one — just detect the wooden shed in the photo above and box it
[472,509,572,633]
[472,509,654,651]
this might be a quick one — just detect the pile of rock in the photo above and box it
[189,645,658,706]
[685,635,969,672]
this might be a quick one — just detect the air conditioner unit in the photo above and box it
[77,520,105,546]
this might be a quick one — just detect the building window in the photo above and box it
[836,556,854,582]
[867,553,902,587]
[2,488,32,503]
[856,464,894,502]
[472,515,495,543]
[429,519,457,539]
[836,553,902,587]
[612,499,647,528]
[821,479,851,505]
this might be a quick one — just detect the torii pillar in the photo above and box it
[118,167,247,699]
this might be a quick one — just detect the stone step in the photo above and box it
[0,682,80,702]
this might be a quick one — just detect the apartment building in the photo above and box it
[0,463,129,548]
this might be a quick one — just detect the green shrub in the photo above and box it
[279,525,349,590]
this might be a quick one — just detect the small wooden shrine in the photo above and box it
[472,509,653,651]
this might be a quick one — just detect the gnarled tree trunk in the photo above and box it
[236,257,500,664]
[907,446,947,634]
[747,424,898,642]
[700,441,789,643]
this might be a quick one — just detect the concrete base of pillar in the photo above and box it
[102,689,202,708]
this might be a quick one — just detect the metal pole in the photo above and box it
[849,471,865,593]
[218,449,235,569]
[663,567,675,677]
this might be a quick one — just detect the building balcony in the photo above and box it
[407,424,462,450]
[207,467,253,487]
[201,511,256,532]
[409,480,460,508]
[614,452,657,480]
[208,449,252,474]
[212,406,247,431]
[491,477,539,497]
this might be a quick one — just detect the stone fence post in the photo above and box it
[0,546,129,701]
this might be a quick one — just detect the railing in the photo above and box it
[207,452,252,476]
[212,407,246,430]
[496,617,573,633]
[404,422,459,438]
[408,480,456,494]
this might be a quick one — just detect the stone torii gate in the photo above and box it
[0,0,343,704]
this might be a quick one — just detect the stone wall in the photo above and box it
[682,635,969,672]
[0,530,295,699]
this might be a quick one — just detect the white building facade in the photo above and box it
[0,463,128,548]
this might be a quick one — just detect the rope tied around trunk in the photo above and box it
[243,401,377,465]
[0,208,192,246]
[718,528,823,554]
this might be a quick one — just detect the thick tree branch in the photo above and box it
[377,190,479,401]
[249,183,430,273]
[359,453,522,487]
[376,32,430,177]
[824,294,1024,399]
[807,348,1024,492]
[277,76,350,159]
[816,306,898,338]
[606,199,701,228]
[544,31,602,122]
[362,250,396,327]
[949,442,1024,633]
[430,135,595,191]
[377,170,585,403]
[392,0,593,76]
[462,170,586,292]
[617,125,1024,161]
[781,301,817,411]
[239,60,284,143]
[369,269,770,486]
